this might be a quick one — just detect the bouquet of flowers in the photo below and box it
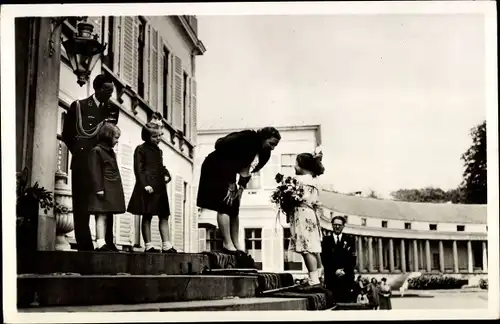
[270,173,305,223]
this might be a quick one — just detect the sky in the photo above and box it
[195,14,486,198]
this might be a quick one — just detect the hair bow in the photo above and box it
[313,145,324,160]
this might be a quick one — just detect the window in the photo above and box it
[457,225,465,232]
[246,171,261,190]
[281,154,297,176]
[404,222,412,230]
[245,229,262,270]
[137,17,146,97]
[162,47,170,120]
[361,218,367,226]
[183,71,189,135]
[206,228,223,251]
[429,224,437,231]
[381,221,388,228]
[283,228,303,271]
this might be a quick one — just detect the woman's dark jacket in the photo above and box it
[196,130,270,217]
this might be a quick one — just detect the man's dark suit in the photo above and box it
[321,234,357,302]
[61,95,120,251]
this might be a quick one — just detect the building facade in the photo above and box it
[15,16,205,252]
[195,126,487,283]
[195,125,322,272]
[319,192,488,283]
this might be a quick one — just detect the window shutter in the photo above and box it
[115,141,136,246]
[173,55,183,130]
[191,184,198,252]
[198,228,206,253]
[262,154,281,189]
[158,37,164,116]
[121,16,139,91]
[173,176,184,251]
[148,27,159,110]
[113,16,122,74]
[150,218,161,247]
[190,79,197,143]
[184,77,191,136]
[262,228,274,272]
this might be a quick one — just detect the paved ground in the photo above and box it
[392,290,488,309]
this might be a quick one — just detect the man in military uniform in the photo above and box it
[62,74,120,252]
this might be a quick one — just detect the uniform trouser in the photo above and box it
[71,163,114,251]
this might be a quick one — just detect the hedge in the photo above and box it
[407,274,468,290]
[479,278,488,290]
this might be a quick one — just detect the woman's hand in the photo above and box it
[96,190,104,198]
[223,183,238,206]
[145,186,154,194]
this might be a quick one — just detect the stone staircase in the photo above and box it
[16,251,368,312]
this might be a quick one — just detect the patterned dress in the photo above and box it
[289,174,323,253]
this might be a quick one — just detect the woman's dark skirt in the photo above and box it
[197,151,241,218]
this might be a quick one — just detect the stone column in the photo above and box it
[388,238,395,272]
[452,240,459,273]
[425,240,431,272]
[30,18,63,251]
[413,239,419,271]
[357,236,364,272]
[378,238,384,272]
[438,240,445,272]
[367,237,374,272]
[482,241,488,272]
[400,239,406,272]
[467,241,473,273]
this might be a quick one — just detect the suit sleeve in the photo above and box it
[347,237,357,271]
[89,148,104,193]
[61,101,77,153]
[320,238,332,269]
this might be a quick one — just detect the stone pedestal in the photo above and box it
[54,170,74,251]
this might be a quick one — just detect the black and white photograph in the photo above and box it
[1,1,498,322]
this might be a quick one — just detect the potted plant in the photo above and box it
[16,167,54,254]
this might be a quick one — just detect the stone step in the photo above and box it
[332,303,373,310]
[17,274,258,307]
[17,251,210,275]
[19,297,308,312]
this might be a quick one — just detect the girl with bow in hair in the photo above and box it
[289,147,325,287]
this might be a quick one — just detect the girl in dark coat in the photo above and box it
[378,277,392,310]
[88,123,126,252]
[127,121,176,253]
[197,127,281,254]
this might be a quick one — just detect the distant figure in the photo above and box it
[87,123,126,251]
[127,119,177,253]
[399,279,409,297]
[321,215,357,302]
[379,277,393,310]
[357,292,369,305]
[367,277,380,310]
[354,275,365,300]
[197,127,281,258]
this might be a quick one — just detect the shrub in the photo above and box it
[479,278,488,290]
[408,274,468,290]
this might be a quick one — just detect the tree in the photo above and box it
[366,189,381,199]
[460,120,487,204]
[390,187,464,203]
